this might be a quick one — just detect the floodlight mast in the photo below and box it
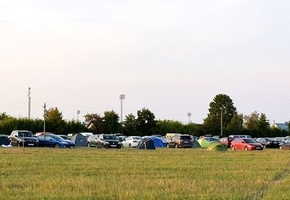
[28,87,31,119]
[43,103,46,132]
[119,94,125,123]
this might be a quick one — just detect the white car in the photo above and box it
[122,136,143,148]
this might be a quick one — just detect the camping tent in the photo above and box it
[207,141,227,151]
[0,135,10,146]
[197,138,211,148]
[192,139,201,148]
[151,137,165,148]
[136,138,156,150]
[71,134,87,147]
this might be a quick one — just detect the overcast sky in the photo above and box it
[0,0,289,124]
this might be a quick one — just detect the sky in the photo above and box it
[0,0,289,124]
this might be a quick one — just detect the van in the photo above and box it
[165,133,181,140]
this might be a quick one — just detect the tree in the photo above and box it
[84,113,105,134]
[45,107,66,133]
[123,114,137,135]
[103,110,121,134]
[257,113,270,136]
[136,108,156,136]
[155,120,184,135]
[226,113,243,135]
[203,94,237,136]
[243,111,270,137]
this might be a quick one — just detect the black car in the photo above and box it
[256,138,280,148]
[9,130,39,147]
[96,134,122,148]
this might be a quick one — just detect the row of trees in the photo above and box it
[0,94,289,137]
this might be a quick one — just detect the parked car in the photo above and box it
[220,137,231,148]
[87,134,99,147]
[256,138,280,148]
[167,134,193,148]
[57,135,71,140]
[37,133,75,148]
[122,136,142,148]
[96,134,122,149]
[230,138,263,151]
[280,142,290,150]
[9,130,39,147]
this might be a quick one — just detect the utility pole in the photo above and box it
[28,87,31,119]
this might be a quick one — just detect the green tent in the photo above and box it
[207,141,227,151]
[197,138,211,148]
[192,140,201,148]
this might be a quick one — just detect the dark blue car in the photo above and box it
[37,134,75,148]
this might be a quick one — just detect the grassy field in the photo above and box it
[0,147,290,200]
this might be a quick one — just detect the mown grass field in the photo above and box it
[1,147,290,200]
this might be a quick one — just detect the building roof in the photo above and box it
[275,123,289,131]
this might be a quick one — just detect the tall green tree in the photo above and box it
[103,110,121,134]
[123,113,137,136]
[45,107,66,134]
[243,111,270,137]
[136,108,156,136]
[226,113,243,135]
[203,94,237,136]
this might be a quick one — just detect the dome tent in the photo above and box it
[136,138,156,150]
[207,141,227,151]
[71,133,87,147]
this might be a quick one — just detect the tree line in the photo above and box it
[0,94,289,138]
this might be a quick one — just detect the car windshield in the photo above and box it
[53,135,64,141]
[18,132,33,137]
[180,136,191,140]
[104,135,117,140]
[132,136,142,140]
[244,138,257,143]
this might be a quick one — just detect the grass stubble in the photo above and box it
[0,147,290,200]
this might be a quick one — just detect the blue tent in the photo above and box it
[151,137,166,148]
[136,138,156,150]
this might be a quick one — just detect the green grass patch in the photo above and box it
[0,148,290,199]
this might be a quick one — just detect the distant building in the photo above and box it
[273,123,289,131]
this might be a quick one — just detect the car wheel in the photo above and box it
[231,146,235,151]
[55,144,60,148]
[244,146,248,151]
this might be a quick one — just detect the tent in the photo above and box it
[0,135,10,146]
[151,137,165,148]
[136,138,156,150]
[71,134,87,147]
[197,138,211,148]
[207,141,227,151]
[192,140,201,148]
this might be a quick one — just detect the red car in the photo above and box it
[230,138,263,151]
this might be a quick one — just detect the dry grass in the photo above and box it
[0,147,290,199]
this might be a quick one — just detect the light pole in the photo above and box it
[119,94,125,123]
[28,87,31,119]
[43,102,46,132]
[187,112,191,123]
[77,110,80,122]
